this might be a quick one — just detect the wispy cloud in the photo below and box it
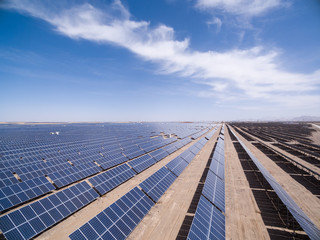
[3,0,320,108]
[207,17,222,32]
[196,0,287,17]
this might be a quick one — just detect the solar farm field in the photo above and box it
[0,122,320,240]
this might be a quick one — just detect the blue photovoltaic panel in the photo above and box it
[123,146,145,160]
[128,154,157,173]
[166,156,188,177]
[139,167,176,202]
[149,148,169,162]
[98,152,128,170]
[69,187,154,240]
[0,171,19,188]
[191,129,209,140]
[89,164,135,195]
[202,171,225,213]
[212,150,225,165]
[163,144,178,154]
[209,161,224,180]
[0,176,55,212]
[187,196,225,240]
[0,181,99,240]
[216,140,224,151]
[174,141,185,149]
[48,162,101,188]
[138,139,167,152]
[16,162,73,181]
[139,143,158,153]
[215,138,224,151]
[185,138,193,145]
[180,150,195,163]
[180,139,189,147]
[209,136,225,180]
[194,139,204,147]
[212,137,224,165]
[205,128,217,140]
[220,126,224,135]
[230,128,320,240]
[189,145,201,155]
[192,143,202,150]
[198,137,208,146]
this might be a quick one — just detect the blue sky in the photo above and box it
[0,0,319,122]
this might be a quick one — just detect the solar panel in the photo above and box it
[191,129,209,140]
[180,138,192,146]
[0,181,99,240]
[209,161,224,180]
[220,126,224,135]
[123,145,145,159]
[166,156,188,177]
[69,187,154,240]
[189,145,201,155]
[187,196,225,240]
[192,143,202,151]
[139,167,177,202]
[138,141,162,153]
[174,141,185,149]
[205,128,217,140]
[202,171,225,213]
[0,176,55,212]
[15,161,72,181]
[211,137,225,166]
[163,144,178,154]
[97,152,128,170]
[0,171,19,188]
[128,154,157,173]
[140,145,157,153]
[89,164,135,195]
[180,150,195,163]
[208,136,225,180]
[198,137,209,146]
[48,162,101,188]
[149,148,169,162]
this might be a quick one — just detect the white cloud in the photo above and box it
[207,17,222,32]
[196,0,286,17]
[4,0,320,108]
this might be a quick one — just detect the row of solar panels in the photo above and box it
[0,127,212,191]
[0,129,214,240]
[0,137,177,186]
[68,135,213,240]
[0,128,212,189]
[190,129,209,140]
[229,126,320,240]
[0,134,176,171]
[188,126,226,240]
[0,124,210,157]
[0,136,195,213]
[0,125,214,197]
[0,123,211,154]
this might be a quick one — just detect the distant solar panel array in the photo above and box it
[229,127,320,240]
[0,122,214,240]
[68,132,215,240]
[187,126,226,240]
[0,124,208,193]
